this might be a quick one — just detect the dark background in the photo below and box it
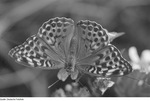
[0,0,150,97]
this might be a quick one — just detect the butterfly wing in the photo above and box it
[75,20,110,60]
[77,44,132,77]
[37,17,75,59]
[75,20,132,77]
[9,17,75,69]
[9,35,64,69]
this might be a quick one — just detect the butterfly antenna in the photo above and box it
[75,74,89,91]
[48,79,60,89]
[75,72,85,83]
[124,75,140,81]
[77,80,89,92]
[77,80,84,87]
[123,75,150,87]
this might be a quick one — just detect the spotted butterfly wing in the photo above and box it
[75,20,109,60]
[9,17,74,70]
[37,17,75,59]
[9,35,63,69]
[78,44,132,76]
[76,20,132,77]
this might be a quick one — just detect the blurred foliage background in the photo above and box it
[1,0,150,97]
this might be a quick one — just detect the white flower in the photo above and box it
[92,77,114,95]
[129,46,150,74]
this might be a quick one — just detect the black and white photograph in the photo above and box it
[0,0,150,99]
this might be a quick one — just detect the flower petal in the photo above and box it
[100,80,114,95]
[129,46,140,63]
[131,63,141,70]
[94,77,114,95]
[141,50,150,63]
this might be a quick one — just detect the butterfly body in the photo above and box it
[9,17,132,81]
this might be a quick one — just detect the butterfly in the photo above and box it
[9,17,132,81]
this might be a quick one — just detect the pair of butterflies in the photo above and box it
[9,17,132,81]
